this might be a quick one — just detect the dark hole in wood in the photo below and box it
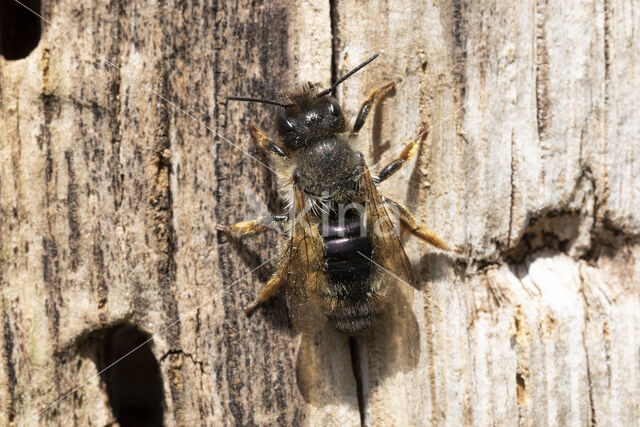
[0,0,41,60]
[98,325,164,427]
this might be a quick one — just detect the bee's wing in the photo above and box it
[283,186,330,333]
[360,165,414,288]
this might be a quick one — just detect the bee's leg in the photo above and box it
[352,81,395,133]
[218,215,288,238]
[244,267,286,316]
[377,127,428,183]
[249,124,286,157]
[382,196,449,251]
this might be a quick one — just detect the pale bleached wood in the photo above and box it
[333,0,640,426]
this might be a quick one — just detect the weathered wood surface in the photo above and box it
[1,0,639,426]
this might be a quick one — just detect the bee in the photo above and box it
[222,53,450,335]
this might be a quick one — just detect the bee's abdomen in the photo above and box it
[323,211,372,291]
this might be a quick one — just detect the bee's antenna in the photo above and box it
[226,96,291,108]
[317,52,381,97]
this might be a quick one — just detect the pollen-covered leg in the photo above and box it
[377,127,428,183]
[383,197,449,251]
[218,215,288,238]
[352,81,395,133]
[249,123,285,157]
[244,268,286,316]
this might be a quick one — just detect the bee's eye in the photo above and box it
[328,100,340,116]
[279,117,295,133]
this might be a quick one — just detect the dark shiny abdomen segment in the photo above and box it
[325,237,372,287]
[322,211,373,291]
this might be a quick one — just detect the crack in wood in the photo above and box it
[329,0,339,87]
[349,337,365,427]
[535,0,550,144]
[2,310,16,422]
[160,348,207,375]
[580,305,597,427]
[508,129,516,247]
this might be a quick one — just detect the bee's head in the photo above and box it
[226,52,381,152]
[276,86,346,150]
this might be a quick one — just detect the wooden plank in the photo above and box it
[1,0,639,425]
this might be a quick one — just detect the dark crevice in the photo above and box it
[603,0,611,97]
[108,1,124,214]
[95,324,164,427]
[508,130,515,246]
[349,337,365,426]
[503,209,585,265]
[160,348,207,375]
[535,0,550,142]
[582,323,597,426]
[602,0,611,241]
[451,0,467,100]
[0,0,41,60]
[150,54,183,422]
[3,310,16,422]
[329,0,339,88]
[65,151,80,271]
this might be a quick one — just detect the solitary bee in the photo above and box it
[223,53,450,335]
